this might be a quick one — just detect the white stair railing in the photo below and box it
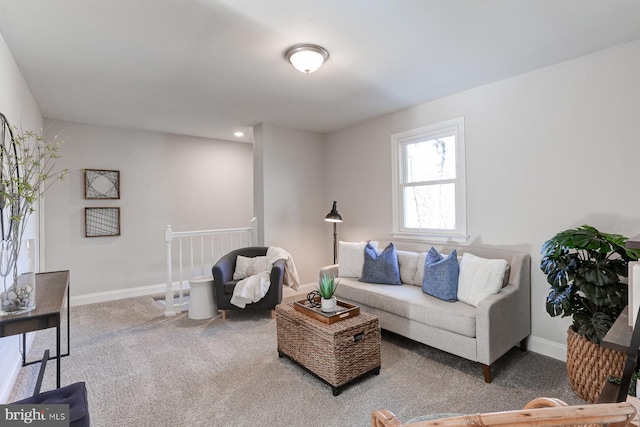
[163,218,257,316]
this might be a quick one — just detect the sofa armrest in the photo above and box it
[475,254,531,366]
[319,264,339,281]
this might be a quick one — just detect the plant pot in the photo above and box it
[0,239,36,316]
[566,326,625,403]
[321,296,337,313]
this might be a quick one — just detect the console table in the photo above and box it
[599,305,640,403]
[603,235,640,353]
[598,236,640,403]
[0,270,70,388]
[603,305,633,354]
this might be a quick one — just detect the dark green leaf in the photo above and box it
[539,224,635,345]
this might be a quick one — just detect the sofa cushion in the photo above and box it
[335,278,476,338]
[413,251,429,286]
[396,250,420,285]
[360,242,402,285]
[457,253,509,307]
[233,255,269,280]
[338,241,378,278]
[422,248,459,302]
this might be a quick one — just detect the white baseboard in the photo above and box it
[72,280,317,307]
[70,281,189,307]
[527,334,567,362]
[0,333,35,404]
[283,282,316,300]
[3,282,567,403]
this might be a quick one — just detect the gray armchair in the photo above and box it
[212,246,285,319]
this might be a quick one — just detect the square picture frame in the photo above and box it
[84,169,120,199]
[85,207,121,237]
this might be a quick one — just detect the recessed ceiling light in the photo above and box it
[233,131,245,137]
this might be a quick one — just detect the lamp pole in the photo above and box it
[324,201,343,265]
[332,222,338,264]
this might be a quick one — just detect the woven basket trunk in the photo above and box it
[276,302,381,388]
[566,326,625,403]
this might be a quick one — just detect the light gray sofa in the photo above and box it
[320,244,531,383]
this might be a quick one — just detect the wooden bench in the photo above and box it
[371,397,637,427]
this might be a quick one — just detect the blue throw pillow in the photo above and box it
[422,247,459,302]
[359,242,402,285]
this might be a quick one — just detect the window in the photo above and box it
[391,117,467,242]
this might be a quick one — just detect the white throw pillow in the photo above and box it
[457,253,509,307]
[396,250,420,285]
[233,255,269,280]
[413,251,429,286]
[338,241,378,278]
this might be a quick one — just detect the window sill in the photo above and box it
[391,231,469,244]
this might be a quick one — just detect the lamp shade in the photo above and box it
[325,201,342,223]
[284,44,329,74]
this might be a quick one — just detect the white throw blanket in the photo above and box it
[230,246,300,308]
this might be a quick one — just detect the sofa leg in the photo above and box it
[482,364,492,383]
[271,310,276,319]
[520,337,528,352]
[221,310,227,320]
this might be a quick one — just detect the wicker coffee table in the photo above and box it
[276,301,381,396]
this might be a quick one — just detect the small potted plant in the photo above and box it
[540,224,640,402]
[318,272,339,313]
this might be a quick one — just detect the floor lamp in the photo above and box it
[324,201,343,264]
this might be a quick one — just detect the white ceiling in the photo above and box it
[1,0,639,143]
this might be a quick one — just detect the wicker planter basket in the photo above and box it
[566,326,625,403]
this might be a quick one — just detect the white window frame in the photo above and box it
[391,117,468,243]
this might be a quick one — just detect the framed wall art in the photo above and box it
[85,207,120,237]
[84,169,120,199]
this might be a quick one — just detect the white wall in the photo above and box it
[3,28,638,405]
[0,32,43,403]
[254,123,330,283]
[325,39,640,360]
[43,119,253,299]
[0,38,41,133]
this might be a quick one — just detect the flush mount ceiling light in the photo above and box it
[283,43,329,74]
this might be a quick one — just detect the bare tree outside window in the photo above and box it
[404,136,456,229]
[391,117,466,241]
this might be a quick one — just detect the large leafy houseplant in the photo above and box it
[0,113,67,314]
[540,224,640,345]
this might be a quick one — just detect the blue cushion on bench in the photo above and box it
[14,382,90,427]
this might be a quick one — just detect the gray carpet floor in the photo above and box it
[9,295,584,427]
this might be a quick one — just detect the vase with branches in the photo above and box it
[0,113,67,315]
